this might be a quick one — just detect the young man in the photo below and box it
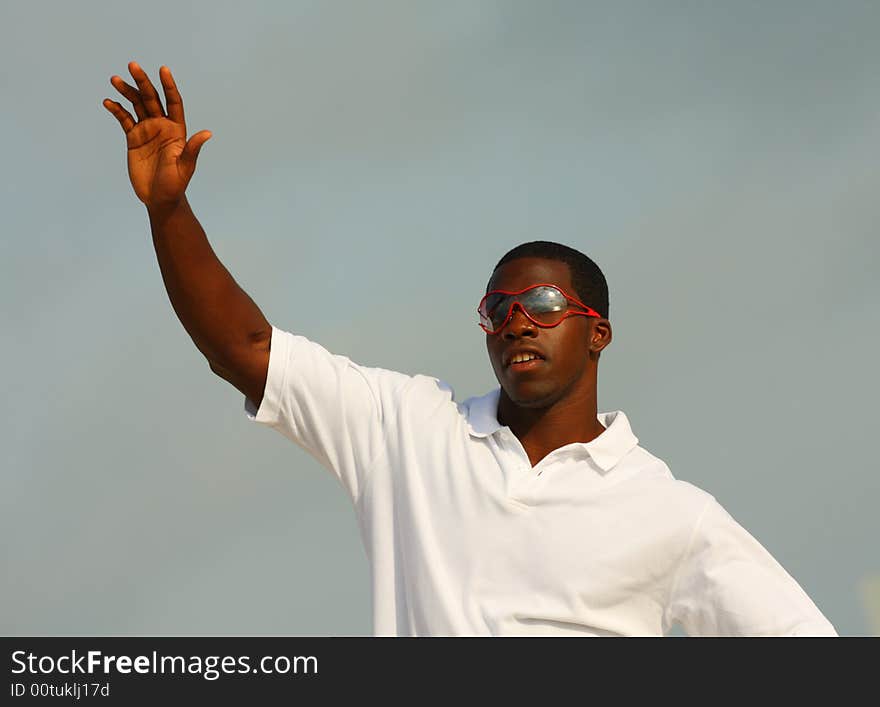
[104,63,837,636]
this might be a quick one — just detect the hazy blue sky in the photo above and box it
[2,0,878,635]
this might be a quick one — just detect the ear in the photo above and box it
[589,319,612,356]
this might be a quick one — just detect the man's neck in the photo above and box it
[496,385,606,468]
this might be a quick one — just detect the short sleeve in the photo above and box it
[244,325,412,504]
[664,498,838,636]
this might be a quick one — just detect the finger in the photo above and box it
[110,75,147,121]
[159,66,185,125]
[102,98,136,133]
[180,130,212,172]
[128,61,166,118]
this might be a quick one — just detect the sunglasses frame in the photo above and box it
[477,283,602,335]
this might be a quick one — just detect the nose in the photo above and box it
[502,303,537,339]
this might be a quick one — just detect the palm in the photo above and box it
[126,117,188,205]
[104,63,211,209]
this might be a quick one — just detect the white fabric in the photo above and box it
[244,325,837,637]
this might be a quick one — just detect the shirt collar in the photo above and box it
[462,388,639,474]
[463,388,505,437]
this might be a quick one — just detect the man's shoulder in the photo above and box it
[619,443,715,513]
[276,327,457,399]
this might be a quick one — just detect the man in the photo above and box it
[104,63,837,636]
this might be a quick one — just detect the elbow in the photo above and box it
[208,358,230,379]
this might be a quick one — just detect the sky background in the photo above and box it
[2,0,878,636]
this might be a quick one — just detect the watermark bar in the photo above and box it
[1,636,859,702]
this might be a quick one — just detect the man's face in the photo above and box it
[485,257,607,408]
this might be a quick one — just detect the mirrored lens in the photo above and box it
[480,286,571,331]
[482,292,507,318]
[481,292,512,330]
[519,286,567,324]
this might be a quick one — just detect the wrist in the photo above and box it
[146,195,188,222]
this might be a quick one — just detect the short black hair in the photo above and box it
[490,241,610,319]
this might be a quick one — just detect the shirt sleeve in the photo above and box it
[664,497,838,636]
[244,324,413,504]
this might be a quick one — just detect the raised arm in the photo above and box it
[103,62,271,407]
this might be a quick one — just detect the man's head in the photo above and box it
[484,241,611,409]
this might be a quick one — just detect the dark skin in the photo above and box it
[104,63,272,397]
[486,257,612,468]
[102,65,612,453]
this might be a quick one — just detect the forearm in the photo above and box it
[148,196,270,367]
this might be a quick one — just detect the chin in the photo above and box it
[502,381,560,409]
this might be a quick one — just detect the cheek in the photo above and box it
[553,330,591,371]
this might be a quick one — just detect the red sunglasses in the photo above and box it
[477,283,602,335]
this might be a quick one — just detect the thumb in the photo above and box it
[180,130,212,173]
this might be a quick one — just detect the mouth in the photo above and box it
[508,358,545,373]
[504,350,546,371]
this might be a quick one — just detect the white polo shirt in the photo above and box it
[244,326,837,636]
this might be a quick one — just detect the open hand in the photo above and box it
[103,62,211,209]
